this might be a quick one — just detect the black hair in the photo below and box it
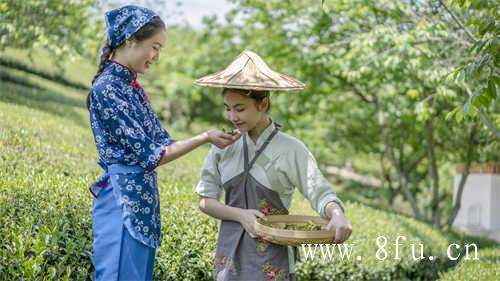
[86,16,166,110]
[222,88,271,113]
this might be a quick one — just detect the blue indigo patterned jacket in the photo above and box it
[88,60,174,248]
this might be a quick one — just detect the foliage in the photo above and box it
[439,247,500,281]
[0,70,217,280]
[0,0,102,65]
[0,56,88,90]
[170,0,500,225]
[443,0,499,125]
[1,64,498,280]
[1,1,499,279]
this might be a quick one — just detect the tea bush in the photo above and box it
[1,58,499,280]
[439,247,500,281]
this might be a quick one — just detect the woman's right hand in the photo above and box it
[237,209,265,238]
[205,129,241,149]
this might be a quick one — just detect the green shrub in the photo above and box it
[0,95,217,280]
[1,63,498,280]
[439,247,500,281]
[0,56,88,90]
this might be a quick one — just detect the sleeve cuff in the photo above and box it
[320,197,345,218]
[147,146,166,173]
[165,138,176,146]
[195,182,222,201]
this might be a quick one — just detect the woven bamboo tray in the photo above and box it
[254,215,335,246]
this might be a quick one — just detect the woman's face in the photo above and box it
[223,90,268,133]
[125,29,166,74]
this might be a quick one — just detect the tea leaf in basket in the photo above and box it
[283,221,322,231]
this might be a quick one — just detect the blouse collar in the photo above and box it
[106,60,137,83]
[249,118,280,147]
[105,60,150,103]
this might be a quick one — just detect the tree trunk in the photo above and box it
[377,111,423,219]
[447,125,476,227]
[380,152,398,206]
[425,118,440,228]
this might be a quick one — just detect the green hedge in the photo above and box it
[439,247,500,281]
[0,56,88,90]
[1,77,499,280]
[0,84,217,280]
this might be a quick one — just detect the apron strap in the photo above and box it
[243,134,249,172]
[243,122,280,172]
[224,121,283,278]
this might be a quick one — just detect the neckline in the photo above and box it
[243,123,280,171]
[107,59,137,82]
[247,118,276,147]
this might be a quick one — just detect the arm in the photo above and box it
[157,130,240,166]
[194,146,262,237]
[286,145,345,218]
[198,196,264,237]
[324,201,352,244]
[286,144,351,243]
[198,196,245,222]
[93,86,240,172]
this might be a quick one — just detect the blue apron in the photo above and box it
[91,164,159,281]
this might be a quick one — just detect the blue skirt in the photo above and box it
[92,182,156,281]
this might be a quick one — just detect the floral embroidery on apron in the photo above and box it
[214,124,294,281]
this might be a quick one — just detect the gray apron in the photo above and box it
[214,125,295,281]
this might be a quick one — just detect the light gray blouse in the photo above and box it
[195,121,344,217]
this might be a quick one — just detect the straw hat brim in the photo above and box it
[194,50,305,91]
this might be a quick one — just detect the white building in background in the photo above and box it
[453,164,500,243]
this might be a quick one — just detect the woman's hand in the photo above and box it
[205,129,241,149]
[236,209,265,238]
[324,202,352,244]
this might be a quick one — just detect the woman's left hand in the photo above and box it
[324,202,352,244]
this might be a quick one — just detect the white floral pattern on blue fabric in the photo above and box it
[89,61,173,248]
[105,5,158,48]
[111,171,161,246]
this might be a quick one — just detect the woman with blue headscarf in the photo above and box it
[87,5,240,281]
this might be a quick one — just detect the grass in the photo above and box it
[1,51,499,280]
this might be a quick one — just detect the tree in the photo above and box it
[174,0,498,228]
[439,0,499,140]
[0,0,102,64]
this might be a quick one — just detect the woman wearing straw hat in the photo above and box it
[87,5,240,281]
[195,50,352,281]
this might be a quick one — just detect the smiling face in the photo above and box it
[125,29,166,74]
[223,89,270,133]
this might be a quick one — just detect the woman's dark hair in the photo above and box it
[86,16,166,110]
[223,88,271,112]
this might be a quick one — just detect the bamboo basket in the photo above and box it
[254,215,335,246]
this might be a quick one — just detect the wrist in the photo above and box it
[232,207,243,222]
[201,131,210,144]
[326,201,343,219]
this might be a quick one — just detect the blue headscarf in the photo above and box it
[105,5,158,48]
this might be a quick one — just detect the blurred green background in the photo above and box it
[0,0,498,280]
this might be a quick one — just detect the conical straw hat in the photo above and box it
[194,50,305,91]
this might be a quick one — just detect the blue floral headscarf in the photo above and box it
[105,5,158,48]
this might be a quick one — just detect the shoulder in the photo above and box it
[272,131,318,167]
[92,73,123,92]
[91,78,129,105]
[92,65,132,95]
[274,131,310,154]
